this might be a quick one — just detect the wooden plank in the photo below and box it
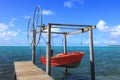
[14,61,54,80]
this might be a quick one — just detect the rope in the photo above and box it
[80,33,83,45]
[40,34,47,45]
[39,34,47,64]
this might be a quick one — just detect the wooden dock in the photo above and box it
[14,61,54,80]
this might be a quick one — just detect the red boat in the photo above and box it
[40,52,85,68]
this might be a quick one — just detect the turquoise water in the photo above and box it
[0,46,120,80]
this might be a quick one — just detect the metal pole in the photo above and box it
[46,24,51,75]
[63,34,67,74]
[89,27,95,80]
[32,30,36,64]
[63,34,67,54]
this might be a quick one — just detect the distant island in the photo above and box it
[109,44,120,46]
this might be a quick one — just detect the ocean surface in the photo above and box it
[0,46,120,80]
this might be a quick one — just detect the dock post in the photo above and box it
[63,34,67,74]
[32,30,36,64]
[46,24,51,75]
[89,26,95,80]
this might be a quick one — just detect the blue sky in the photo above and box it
[0,0,120,46]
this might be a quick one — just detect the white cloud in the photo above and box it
[42,27,61,38]
[0,23,8,31]
[24,10,54,20]
[8,18,16,27]
[43,25,61,32]
[111,25,120,37]
[94,41,100,44]
[42,9,55,15]
[83,40,99,45]
[102,40,119,44]
[24,15,31,19]
[103,40,109,44]
[64,1,73,8]
[97,20,120,38]
[110,40,119,44]
[64,0,84,8]
[83,39,89,44]
[0,19,19,40]
[51,28,61,37]
[96,20,120,45]
[0,30,18,39]
[96,20,110,31]
[7,31,18,36]
[5,37,10,40]
[51,28,60,32]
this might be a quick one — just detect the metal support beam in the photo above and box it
[46,24,51,75]
[63,34,67,74]
[48,23,93,27]
[67,26,96,35]
[89,27,95,80]
[32,30,36,64]
[63,34,67,54]
[40,31,67,34]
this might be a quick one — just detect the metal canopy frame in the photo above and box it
[41,23,96,35]
[30,5,96,80]
[44,23,96,80]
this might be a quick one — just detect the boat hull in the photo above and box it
[40,52,85,68]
